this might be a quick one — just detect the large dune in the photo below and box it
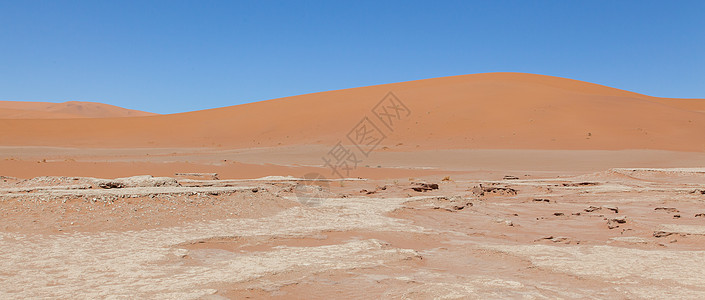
[0,73,703,151]
[0,100,157,119]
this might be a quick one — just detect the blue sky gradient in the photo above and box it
[1,0,703,114]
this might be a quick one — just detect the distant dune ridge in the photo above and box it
[0,101,157,119]
[0,72,703,151]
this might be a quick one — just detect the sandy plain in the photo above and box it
[1,73,704,299]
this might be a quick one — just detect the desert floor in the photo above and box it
[1,146,705,299]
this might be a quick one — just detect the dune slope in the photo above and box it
[0,73,703,151]
[0,101,157,119]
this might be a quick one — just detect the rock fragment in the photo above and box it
[93,175,180,189]
[607,216,627,229]
[472,184,517,196]
[602,206,619,213]
[654,231,676,238]
[584,206,600,212]
[98,182,125,189]
[411,182,439,192]
[562,182,599,187]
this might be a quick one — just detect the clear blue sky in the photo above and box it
[1,1,703,114]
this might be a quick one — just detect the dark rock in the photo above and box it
[99,182,125,189]
[584,206,600,212]
[654,231,676,238]
[611,216,627,223]
[411,182,439,192]
[607,216,626,229]
[473,184,517,196]
[562,182,599,187]
[602,206,619,213]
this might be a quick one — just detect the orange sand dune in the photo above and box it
[0,73,703,151]
[0,100,157,119]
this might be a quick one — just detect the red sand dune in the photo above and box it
[0,72,703,151]
[0,100,157,119]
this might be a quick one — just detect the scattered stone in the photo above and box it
[691,189,705,195]
[360,189,376,195]
[361,185,387,195]
[612,216,627,223]
[450,203,471,211]
[503,175,519,180]
[94,176,180,189]
[583,205,618,214]
[602,206,619,213]
[472,184,517,196]
[654,231,676,238]
[655,207,679,213]
[584,206,600,212]
[533,198,550,203]
[448,196,473,211]
[441,176,451,182]
[411,182,439,192]
[562,182,599,187]
[494,219,514,226]
[99,182,125,189]
[673,214,681,219]
[539,236,568,243]
[607,216,626,229]
[424,196,473,212]
[553,212,564,216]
[175,173,219,180]
[695,213,705,217]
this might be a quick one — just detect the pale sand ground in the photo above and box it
[3,145,705,179]
[1,167,705,299]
